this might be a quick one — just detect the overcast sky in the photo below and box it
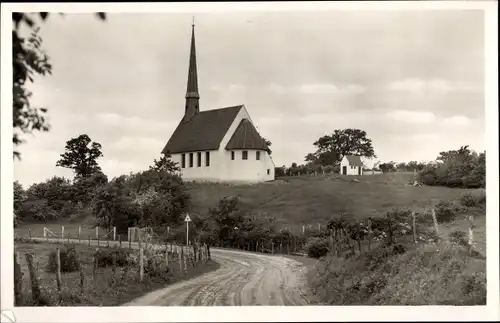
[14,10,485,187]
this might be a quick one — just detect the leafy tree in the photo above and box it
[262,137,272,155]
[396,162,407,171]
[150,151,180,173]
[13,181,26,213]
[310,129,376,167]
[12,12,106,159]
[92,179,142,232]
[379,162,396,173]
[72,171,108,205]
[56,134,104,179]
[25,176,74,211]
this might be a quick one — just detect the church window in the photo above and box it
[231,151,235,160]
[256,151,261,160]
[242,151,248,160]
[267,169,270,175]
[189,153,193,167]
[181,154,186,168]
[206,151,210,166]
[197,152,202,167]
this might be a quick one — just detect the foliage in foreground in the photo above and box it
[309,242,486,305]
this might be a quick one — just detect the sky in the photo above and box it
[13,10,485,187]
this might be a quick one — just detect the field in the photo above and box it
[14,241,219,306]
[186,172,475,230]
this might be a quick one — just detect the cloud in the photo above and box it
[267,83,366,95]
[95,113,176,133]
[388,110,435,124]
[387,78,480,94]
[443,115,471,126]
[110,136,165,152]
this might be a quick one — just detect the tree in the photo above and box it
[262,137,272,155]
[310,129,376,167]
[13,181,26,213]
[13,12,106,159]
[379,162,396,173]
[56,134,104,179]
[149,151,180,173]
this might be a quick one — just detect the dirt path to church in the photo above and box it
[124,248,311,306]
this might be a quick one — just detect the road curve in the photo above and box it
[25,237,312,306]
[124,248,310,306]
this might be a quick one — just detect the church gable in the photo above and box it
[225,118,268,151]
[162,105,243,154]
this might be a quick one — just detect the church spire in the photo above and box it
[184,18,200,122]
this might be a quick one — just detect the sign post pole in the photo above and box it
[184,213,192,246]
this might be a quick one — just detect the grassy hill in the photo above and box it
[186,172,472,231]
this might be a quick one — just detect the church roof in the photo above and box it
[162,105,243,154]
[225,119,268,151]
[344,155,363,167]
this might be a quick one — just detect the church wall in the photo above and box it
[171,106,275,183]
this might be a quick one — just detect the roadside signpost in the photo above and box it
[184,213,192,246]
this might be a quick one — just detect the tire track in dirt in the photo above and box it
[124,248,311,306]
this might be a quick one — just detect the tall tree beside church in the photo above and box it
[262,137,272,155]
[309,128,376,166]
[13,12,106,159]
[150,151,180,173]
[56,134,103,179]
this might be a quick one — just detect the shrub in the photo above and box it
[459,191,486,208]
[434,201,457,223]
[17,199,58,221]
[449,230,468,247]
[47,246,80,273]
[420,173,435,186]
[94,248,129,268]
[306,237,330,258]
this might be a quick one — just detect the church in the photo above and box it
[162,23,275,183]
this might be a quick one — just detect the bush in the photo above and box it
[434,201,457,223]
[306,237,330,258]
[47,246,80,273]
[18,199,58,221]
[449,230,468,247]
[420,173,435,186]
[94,248,129,268]
[459,191,486,208]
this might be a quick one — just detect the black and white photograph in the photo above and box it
[1,1,498,322]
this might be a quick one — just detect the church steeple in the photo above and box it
[184,19,200,122]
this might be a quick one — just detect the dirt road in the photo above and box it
[27,237,312,305]
[124,248,311,306]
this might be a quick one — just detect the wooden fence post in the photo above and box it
[183,248,188,274]
[431,207,440,240]
[113,227,116,241]
[67,234,70,245]
[367,219,372,251]
[129,236,132,250]
[28,229,32,240]
[165,248,169,269]
[356,223,362,254]
[61,226,65,239]
[107,239,110,248]
[271,241,274,254]
[139,247,144,282]
[92,252,97,279]
[14,253,23,305]
[96,227,99,239]
[79,261,85,294]
[112,253,117,285]
[411,212,417,244]
[56,247,62,300]
[179,247,183,274]
[78,226,81,244]
[468,215,475,255]
[25,253,42,305]
[119,235,122,248]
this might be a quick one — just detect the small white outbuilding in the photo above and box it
[340,155,363,176]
